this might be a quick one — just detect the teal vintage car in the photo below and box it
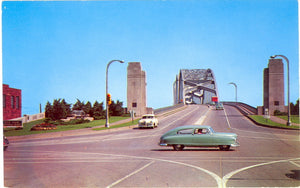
[215,102,224,110]
[159,125,239,151]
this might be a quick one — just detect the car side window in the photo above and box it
[195,128,209,134]
[177,129,193,135]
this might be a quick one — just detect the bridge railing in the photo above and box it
[222,101,257,115]
[154,103,185,115]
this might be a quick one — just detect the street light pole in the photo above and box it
[270,55,291,126]
[105,60,125,128]
[228,82,237,105]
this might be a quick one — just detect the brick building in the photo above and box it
[3,84,22,120]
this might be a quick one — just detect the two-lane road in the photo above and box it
[4,105,300,187]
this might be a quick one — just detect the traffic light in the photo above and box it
[107,93,112,105]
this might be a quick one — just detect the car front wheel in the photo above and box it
[173,144,185,151]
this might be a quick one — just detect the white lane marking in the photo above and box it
[194,107,210,125]
[290,161,300,168]
[223,107,232,129]
[106,160,155,188]
[222,157,300,188]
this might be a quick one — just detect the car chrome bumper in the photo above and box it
[139,124,154,128]
[159,143,168,146]
[230,142,240,147]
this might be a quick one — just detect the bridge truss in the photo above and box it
[173,69,218,105]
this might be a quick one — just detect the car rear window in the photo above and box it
[177,129,194,135]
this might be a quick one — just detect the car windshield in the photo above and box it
[209,127,215,133]
[142,116,153,119]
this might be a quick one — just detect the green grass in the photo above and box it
[93,119,140,131]
[277,115,300,124]
[4,116,129,137]
[249,115,300,129]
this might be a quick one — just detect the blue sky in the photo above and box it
[2,0,299,115]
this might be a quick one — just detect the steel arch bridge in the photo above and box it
[173,69,218,105]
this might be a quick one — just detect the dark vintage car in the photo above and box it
[159,125,239,151]
[3,136,9,151]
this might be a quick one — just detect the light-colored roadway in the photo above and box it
[4,105,300,187]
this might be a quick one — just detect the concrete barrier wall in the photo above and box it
[11,113,45,123]
[154,103,185,114]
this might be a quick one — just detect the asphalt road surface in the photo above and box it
[4,105,300,187]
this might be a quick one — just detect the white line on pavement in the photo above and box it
[194,107,210,125]
[222,157,300,188]
[223,107,232,129]
[106,160,155,188]
[290,161,300,168]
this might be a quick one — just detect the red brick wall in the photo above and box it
[3,84,22,120]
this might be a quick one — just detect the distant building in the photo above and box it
[262,58,287,115]
[3,84,22,120]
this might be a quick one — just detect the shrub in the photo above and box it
[31,123,57,131]
[274,110,287,116]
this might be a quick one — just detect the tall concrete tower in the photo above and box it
[263,58,286,115]
[127,62,147,116]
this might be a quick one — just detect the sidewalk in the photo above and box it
[269,116,300,126]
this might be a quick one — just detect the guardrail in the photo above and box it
[222,101,257,115]
[154,103,185,115]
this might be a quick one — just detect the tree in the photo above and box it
[44,98,124,121]
[61,99,71,117]
[45,99,71,121]
[110,100,124,116]
[93,101,105,119]
[84,101,93,117]
[72,99,85,111]
[52,99,69,120]
[291,99,299,115]
[45,101,53,119]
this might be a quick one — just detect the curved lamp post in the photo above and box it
[228,82,237,104]
[105,60,125,128]
[270,55,291,126]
